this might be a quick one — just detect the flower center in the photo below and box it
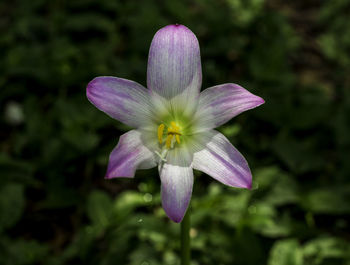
[157,121,182,149]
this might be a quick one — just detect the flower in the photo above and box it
[86,24,264,223]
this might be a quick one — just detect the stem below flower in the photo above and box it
[181,207,190,265]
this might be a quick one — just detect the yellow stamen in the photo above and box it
[158,124,165,144]
[165,134,173,148]
[158,121,182,149]
[175,134,180,144]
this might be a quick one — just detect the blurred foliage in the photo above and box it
[1,0,350,264]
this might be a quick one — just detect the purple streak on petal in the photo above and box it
[193,130,252,189]
[105,130,157,179]
[87,76,153,128]
[160,164,193,223]
[147,24,202,116]
[194,83,264,132]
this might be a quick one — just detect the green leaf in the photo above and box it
[302,186,350,214]
[0,238,49,265]
[254,166,299,206]
[86,190,113,228]
[113,191,152,221]
[0,183,25,230]
[268,239,303,265]
[247,203,292,237]
[303,237,350,264]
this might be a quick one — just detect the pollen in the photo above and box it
[157,122,182,149]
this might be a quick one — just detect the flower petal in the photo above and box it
[87,76,154,129]
[192,130,252,189]
[106,130,157,179]
[160,163,193,223]
[147,24,202,117]
[193,83,264,132]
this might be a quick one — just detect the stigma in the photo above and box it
[157,121,182,149]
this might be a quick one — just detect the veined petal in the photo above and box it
[193,83,264,132]
[87,76,154,129]
[147,24,202,117]
[106,130,157,179]
[158,144,194,223]
[192,130,252,189]
[160,163,193,223]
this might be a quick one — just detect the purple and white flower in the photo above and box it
[87,25,264,223]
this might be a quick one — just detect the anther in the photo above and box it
[165,134,173,149]
[157,121,182,149]
[158,124,165,144]
[175,134,181,144]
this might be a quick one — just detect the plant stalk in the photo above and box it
[181,208,191,265]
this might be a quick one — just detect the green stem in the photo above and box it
[181,208,191,265]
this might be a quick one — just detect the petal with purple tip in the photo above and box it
[193,83,264,132]
[192,130,252,189]
[147,24,202,117]
[87,76,154,129]
[160,163,193,223]
[106,130,157,179]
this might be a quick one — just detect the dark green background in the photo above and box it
[1,0,350,264]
